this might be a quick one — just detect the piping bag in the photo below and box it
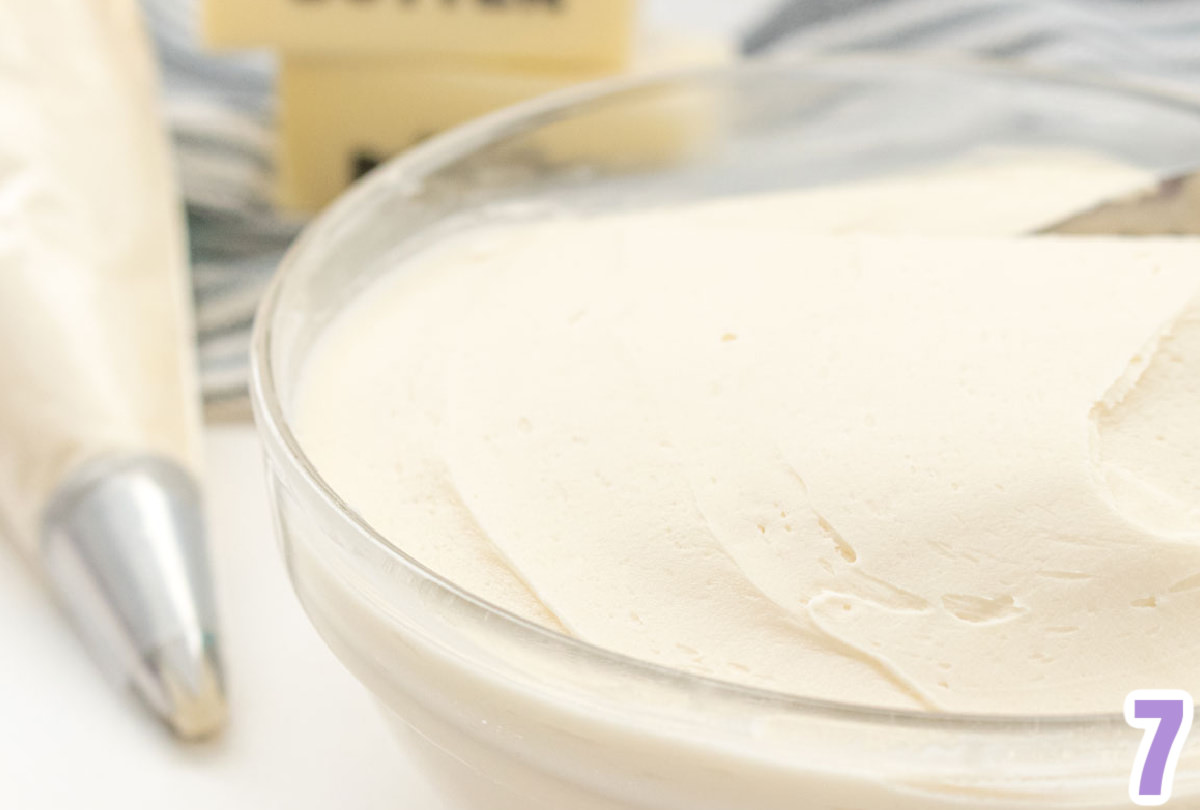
[0,1,226,738]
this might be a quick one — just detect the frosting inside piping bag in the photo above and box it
[0,0,201,554]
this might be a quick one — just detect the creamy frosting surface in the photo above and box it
[295,152,1200,713]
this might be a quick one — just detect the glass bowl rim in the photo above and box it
[249,52,1200,734]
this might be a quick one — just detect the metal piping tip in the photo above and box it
[142,636,227,740]
[40,454,227,740]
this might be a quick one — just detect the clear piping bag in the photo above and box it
[0,0,225,738]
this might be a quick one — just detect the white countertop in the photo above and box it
[0,4,777,807]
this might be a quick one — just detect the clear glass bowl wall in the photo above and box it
[251,57,1200,810]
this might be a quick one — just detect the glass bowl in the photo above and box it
[250,56,1200,810]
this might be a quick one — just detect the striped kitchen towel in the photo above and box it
[745,0,1200,98]
[141,0,304,413]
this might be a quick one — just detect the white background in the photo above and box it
[0,2,777,808]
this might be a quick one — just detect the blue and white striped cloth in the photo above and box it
[141,0,302,411]
[745,0,1200,97]
[145,0,1200,410]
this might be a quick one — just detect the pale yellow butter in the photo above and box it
[277,33,732,212]
[203,0,634,68]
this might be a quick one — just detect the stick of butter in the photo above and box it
[203,0,634,68]
[277,34,733,212]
